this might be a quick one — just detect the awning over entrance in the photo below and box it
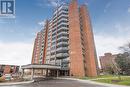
[21,64,62,80]
[21,64,61,69]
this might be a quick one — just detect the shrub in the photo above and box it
[0,77,5,82]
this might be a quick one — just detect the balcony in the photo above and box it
[62,57,69,63]
[57,27,68,32]
[57,32,68,37]
[57,36,69,41]
[50,55,56,59]
[53,11,68,21]
[56,53,69,58]
[57,22,68,28]
[57,42,68,46]
[56,47,69,51]
[50,49,56,53]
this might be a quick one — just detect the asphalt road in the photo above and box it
[0,79,107,87]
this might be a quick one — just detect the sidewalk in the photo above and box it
[0,80,34,86]
[59,78,130,87]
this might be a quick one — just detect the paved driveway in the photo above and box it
[0,79,107,87]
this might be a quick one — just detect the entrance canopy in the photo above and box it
[21,64,61,70]
[21,64,69,80]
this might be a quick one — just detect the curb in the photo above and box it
[58,78,130,87]
[0,80,34,86]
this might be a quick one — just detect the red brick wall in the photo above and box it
[68,0,98,77]
[79,5,97,77]
[43,20,49,64]
[31,32,41,64]
[69,0,85,77]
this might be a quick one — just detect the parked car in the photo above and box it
[0,73,2,77]
[3,74,12,81]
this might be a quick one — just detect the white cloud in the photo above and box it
[38,20,46,26]
[0,41,33,65]
[94,35,129,57]
[94,21,130,67]
[37,0,61,8]
[128,7,130,13]
[94,34,130,67]
[114,23,130,34]
[115,23,121,30]
[48,0,58,7]
[47,0,63,7]
[104,2,111,13]
[84,2,88,6]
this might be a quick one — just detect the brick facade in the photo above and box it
[68,0,97,77]
[100,53,117,72]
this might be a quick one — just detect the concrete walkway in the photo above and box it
[0,79,107,87]
[0,78,129,87]
[0,80,34,86]
[59,78,130,87]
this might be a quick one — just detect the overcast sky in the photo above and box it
[0,0,130,65]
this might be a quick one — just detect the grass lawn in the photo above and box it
[81,75,117,80]
[81,75,130,86]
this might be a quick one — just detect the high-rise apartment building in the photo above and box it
[100,53,117,73]
[31,0,98,77]
[32,22,49,64]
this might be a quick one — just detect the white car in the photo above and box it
[3,74,12,81]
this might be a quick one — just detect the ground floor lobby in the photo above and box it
[21,64,69,80]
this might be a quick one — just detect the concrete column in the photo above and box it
[41,69,43,76]
[43,69,45,76]
[21,69,24,78]
[31,68,34,80]
[56,70,59,78]
[46,69,48,77]
[65,71,67,76]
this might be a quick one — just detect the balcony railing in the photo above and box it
[56,53,69,58]
[56,47,69,51]
[57,36,69,41]
[57,42,68,45]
